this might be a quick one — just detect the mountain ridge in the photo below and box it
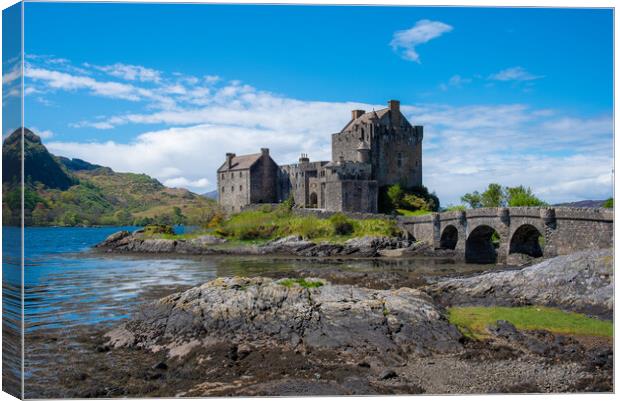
[2,128,218,227]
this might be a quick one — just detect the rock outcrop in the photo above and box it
[425,249,613,318]
[94,231,414,257]
[105,277,462,357]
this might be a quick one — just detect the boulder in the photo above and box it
[105,277,463,356]
[95,230,130,248]
[425,249,613,317]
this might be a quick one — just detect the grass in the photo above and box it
[213,209,399,243]
[396,209,432,217]
[448,306,613,339]
[278,278,324,288]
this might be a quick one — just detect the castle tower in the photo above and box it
[356,141,370,163]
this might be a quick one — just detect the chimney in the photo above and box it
[388,100,401,126]
[299,153,309,163]
[226,152,235,169]
[261,148,269,157]
[351,110,366,120]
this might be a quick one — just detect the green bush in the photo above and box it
[329,213,354,235]
[144,224,175,236]
[603,198,613,208]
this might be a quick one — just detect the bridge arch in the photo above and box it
[466,225,500,264]
[439,225,458,250]
[509,224,543,258]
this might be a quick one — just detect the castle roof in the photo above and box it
[217,153,262,172]
[340,107,392,132]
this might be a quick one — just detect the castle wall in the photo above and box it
[217,169,251,213]
[324,180,377,213]
[371,125,423,188]
[250,155,279,204]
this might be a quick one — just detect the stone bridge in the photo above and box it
[397,207,613,264]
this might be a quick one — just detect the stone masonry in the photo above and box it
[398,207,613,264]
[217,100,423,213]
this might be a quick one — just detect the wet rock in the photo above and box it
[95,231,130,248]
[104,277,463,357]
[189,235,227,246]
[425,249,613,318]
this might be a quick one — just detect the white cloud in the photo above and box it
[93,63,162,82]
[164,177,210,189]
[30,127,54,139]
[2,62,21,85]
[390,20,453,63]
[489,66,543,81]
[29,57,611,203]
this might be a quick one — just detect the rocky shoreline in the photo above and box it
[94,230,441,258]
[30,248,613,397]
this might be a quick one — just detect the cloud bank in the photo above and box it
[26,56,613,205]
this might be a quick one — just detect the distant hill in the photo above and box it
[2,128,219,227]
[202,190,218,200]
[554,200,607,208]
[3,128,76,190]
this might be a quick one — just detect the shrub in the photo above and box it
[329,213,354,235]
[144,224,175,236]
[603,198,613,208]
[285,216,331,239]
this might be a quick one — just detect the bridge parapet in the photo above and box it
[397,207,613,264]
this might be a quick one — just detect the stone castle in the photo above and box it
[217,100,423,213]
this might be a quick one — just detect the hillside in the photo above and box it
[2,128,219,227]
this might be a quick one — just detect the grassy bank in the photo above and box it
[146,208,400,244]
[448,306,613,339]
[215,209,399,242]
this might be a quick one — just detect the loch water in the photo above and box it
[4,226,492,333]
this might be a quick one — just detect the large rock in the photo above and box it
[95,230,413,258]
[425,249,613,317]
[105,277,462,356]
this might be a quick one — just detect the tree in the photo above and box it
[172,206,186,225]
[481,183,505,207]
[461,191,482,209]
[603,198,613,208]
[387,184,404,210]
[505,186,547,207]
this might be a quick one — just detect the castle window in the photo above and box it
[239,171,242,177]
[231,186,234,192]
[221,187,225,193]
[239,185,243,191]
[397,153,403,168]
[221,173,224,180]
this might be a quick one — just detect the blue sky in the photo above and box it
[4,3,614,205]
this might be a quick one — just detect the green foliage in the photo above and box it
[144,224,175,236]
[329,213,354,235]
[278,278,324,288]
[506,186,547,207]
[460,191,482,209]
[461,184,547,209]
[445,205,466,212]
[603,198,613,208]
[481,183,505,207]
[380,184,439,214]
[396,209,432,216]
[448,306,612,339]
[386,184,404,210]
[213,209,396,242]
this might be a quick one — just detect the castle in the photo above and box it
[217,100,423,213]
